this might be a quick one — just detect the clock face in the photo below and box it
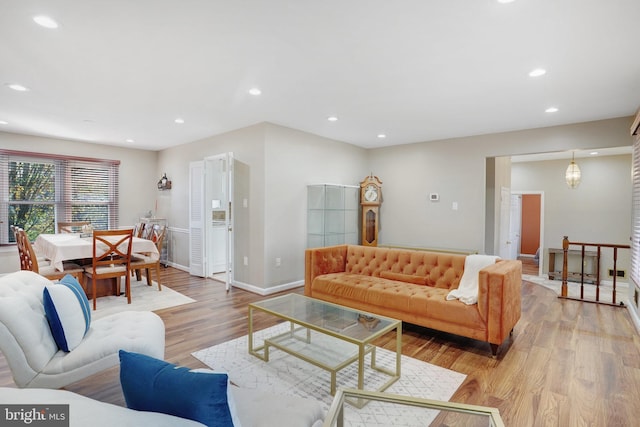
[364,184,378,202]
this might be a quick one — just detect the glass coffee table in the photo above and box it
[323,388,505,427]
[248,294,401,401]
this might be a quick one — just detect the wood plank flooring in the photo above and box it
[1,267,639,426]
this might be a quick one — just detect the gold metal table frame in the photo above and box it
[248,294,401,406]
[324,388,505,427]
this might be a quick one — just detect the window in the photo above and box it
[0,150,120,243]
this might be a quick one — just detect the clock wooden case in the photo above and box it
[359,175,382,246]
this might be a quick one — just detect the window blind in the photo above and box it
[0,149,120,244]
[631,131,640,290]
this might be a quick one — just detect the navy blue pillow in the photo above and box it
[119,350,237,427]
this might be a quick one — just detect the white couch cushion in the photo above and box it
[0,272,59,386]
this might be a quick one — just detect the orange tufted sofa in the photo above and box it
[304,244,522,355]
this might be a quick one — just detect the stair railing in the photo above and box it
[561,236,630,306]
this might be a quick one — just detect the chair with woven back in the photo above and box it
[11,225,50,267]
[131,224,166,291]
[15,228,84,283]
[83,229,134,310]
[57,221,91,233]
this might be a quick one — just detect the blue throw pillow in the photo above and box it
[119,350,239,427]
[43,274,91,352]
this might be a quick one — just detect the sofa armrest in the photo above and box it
[477,260,522,345]
[304,245,348,296]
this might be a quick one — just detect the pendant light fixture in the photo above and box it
[565,152,581,189]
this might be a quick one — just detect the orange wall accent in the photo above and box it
[521,194,541,255]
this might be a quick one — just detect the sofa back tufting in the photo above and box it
[344,245,465,289]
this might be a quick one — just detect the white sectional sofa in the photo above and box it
[0,387,325,427]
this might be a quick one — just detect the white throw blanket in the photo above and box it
[446,254,500,305]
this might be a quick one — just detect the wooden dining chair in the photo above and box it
[132,222,144,238]
[15,228,84,283]
[139,222,154,240]
[131,224,166,291]
[57,221,91,233]
[83,229,134,310]
[11,225,50,267]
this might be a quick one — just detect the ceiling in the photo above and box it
[1,0,639,152]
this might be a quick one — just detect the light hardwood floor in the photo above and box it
[1,267,639,426]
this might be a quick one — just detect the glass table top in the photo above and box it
[250,293,400,343]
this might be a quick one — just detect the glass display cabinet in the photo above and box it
[307,184,359,248]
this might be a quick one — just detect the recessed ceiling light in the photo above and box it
[529,68,546,77]
[126,139,135,143]
[377,134,386,139]
[33,15,59,29]
[590,151,599,156]
[327,116,338,122]
[174,118,185,124]
[248,87,261,96]
[6,83,29,92]
[545,107,559,113]
[497,0,516,4]
[0,120,8,125]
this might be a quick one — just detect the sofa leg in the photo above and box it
[490,343,499,357]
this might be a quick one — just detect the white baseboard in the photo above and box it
[626,299,640,333]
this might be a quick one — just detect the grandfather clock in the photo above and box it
[360,175,382,246]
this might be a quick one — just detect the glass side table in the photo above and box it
[323,388,505,427]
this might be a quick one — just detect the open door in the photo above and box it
[192,153,248,291]
[189,161,205,277]
[498,187,512,259]
[204,153,234,292]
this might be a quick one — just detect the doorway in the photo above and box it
[511,191,544,276]
[205,154,233,289]
[190,153,250,292]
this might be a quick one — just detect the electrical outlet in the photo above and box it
[243,256,248,266]
[275,257,281,267]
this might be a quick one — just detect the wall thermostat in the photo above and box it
[429,193,439,201]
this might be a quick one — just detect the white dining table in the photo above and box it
[34,233,159,272]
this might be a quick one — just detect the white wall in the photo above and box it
[512,154,632,278]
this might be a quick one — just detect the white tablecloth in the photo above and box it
[34,233,159,271]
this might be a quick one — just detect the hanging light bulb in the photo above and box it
[565,152,581,189]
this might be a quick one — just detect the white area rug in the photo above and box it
[192,323,466,427]
[523,274,629,305]
[91,276,195,319]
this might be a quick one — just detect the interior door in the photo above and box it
[498,187,512,259]
[509,194,522,260]
[204,153,234,291]
[189,161,205,277]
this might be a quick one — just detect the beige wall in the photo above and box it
[156,122,367,291]
[0,131,157,274]
[512,154,632,278]
[156,124,266,286]
[263,124,367,288]
[1,116,634,289]
[368,117,634,253]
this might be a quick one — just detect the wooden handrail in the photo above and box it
[561,236,630,306]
